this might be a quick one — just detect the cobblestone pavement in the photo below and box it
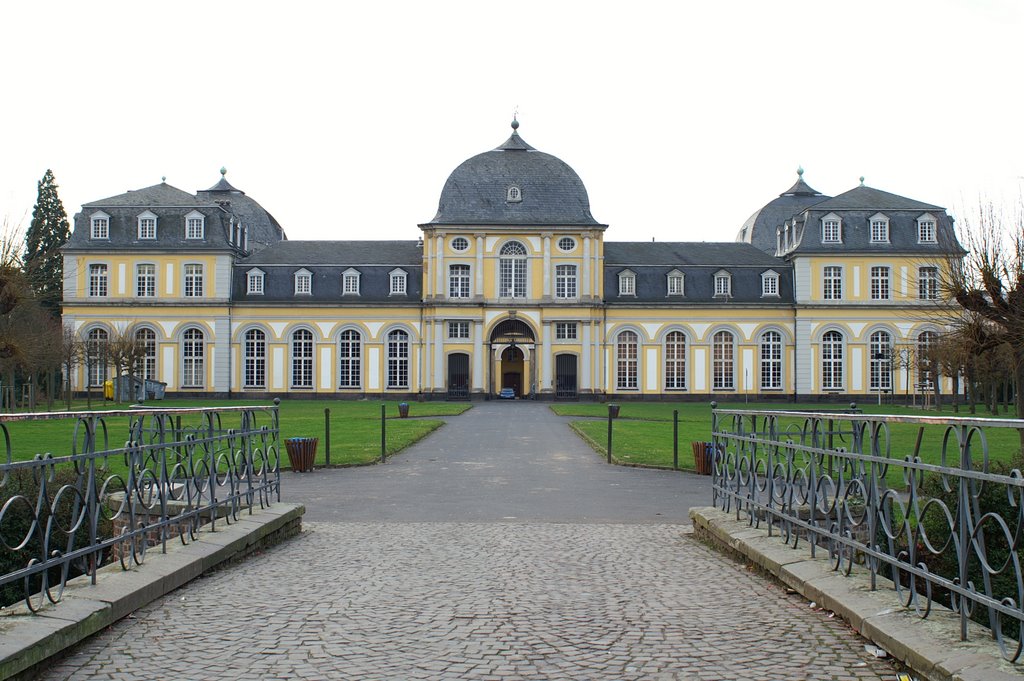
[43,522,899,680]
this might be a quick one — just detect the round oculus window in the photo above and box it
[451,237,469,252]
[557,236,576,252]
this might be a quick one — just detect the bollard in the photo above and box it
[606,404,613,464]
[673,409,679,470]
[381,403,387,463]
[324,408,331,466]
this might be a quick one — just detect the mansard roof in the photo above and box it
[239,240,422,266]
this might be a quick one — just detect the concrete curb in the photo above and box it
[0,503,304,681]
[689,506,1022,681]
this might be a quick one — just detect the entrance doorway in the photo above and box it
[501,346,524,397]
[447,353,469,400]
[555,353,578,399]
[489,316,536,398]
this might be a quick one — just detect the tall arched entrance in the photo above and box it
[489,316,536,398]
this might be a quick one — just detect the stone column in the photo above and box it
[542,321,553,392]
[435,234,446,300]
[475,233,486,299]
[542,233,552,299]
[473,320,484,391]
[433,319,444,390]
[582,234,592,299]
[581,322,592,391]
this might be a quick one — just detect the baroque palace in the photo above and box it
[61,121,959,400]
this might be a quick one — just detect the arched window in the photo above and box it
[135,328,157,381]
[712,331,734,390]
[506,185,522,202]
[86,328,109,387]
[387,329,410,389]
[664,331,686,390]
[616,330,638,390]
[292,329,314,388]
[821,330,844,390]
[242,329,266,389]
[917,330,938,389]
[760,330,782,390]
[869,330,892,391]
[499,241,527,298]
[182,328,205,388]
[338,330,361,388]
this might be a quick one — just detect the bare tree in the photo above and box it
[105,326,148,403]
[59,324,83,410]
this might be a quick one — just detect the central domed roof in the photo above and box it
[424,121,603,227]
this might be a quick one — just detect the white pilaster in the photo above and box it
[473,321,484,390]
[542,234,552,298]
[581,323,592,390]
[542,322,552,389]
[582,236,591,298]
[435,236,445,299]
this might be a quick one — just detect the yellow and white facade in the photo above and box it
[61,124,959,401]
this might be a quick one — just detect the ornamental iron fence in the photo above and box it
[711,403,1024,663]
[0,402,280,612]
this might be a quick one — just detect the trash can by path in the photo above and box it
[285,437,318,472]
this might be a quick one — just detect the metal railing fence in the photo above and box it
[711,404,1024,663]
[0,402,280,612]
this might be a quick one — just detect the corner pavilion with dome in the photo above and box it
[61,121,960,400]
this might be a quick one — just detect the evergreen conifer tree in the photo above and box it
[24,169,71,316]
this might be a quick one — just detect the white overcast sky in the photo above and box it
[2,1,1022,244]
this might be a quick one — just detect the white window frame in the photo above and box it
[386,329,410,389]
[90,212,110,240]
[184,263,204,298]
[714,270,732,298]
[136,328,157,381]
[506,185,522,202]
[555,264,577,299]
[618,269,636,297]
[557,236,576,252]
[450,236,470,252]
[712,330,735,390]
[181,328,205,388]
[294,268,312,295]
[869,213,889,243]
[870,265,891,300]
[342,268,361,296]
[664,330,686,390]
[823,265,843,300]
[821,330,844,391]
[918,266,939,300]
[666,269,684,297]
[449,264,471,298]
[555,322,577,340]
[759,330,783,390]
[137,211,157,240]
[86,328,109,387]
[184,210,205,240]
[448,321,470,339]
[389,268,407,296]
[136,263,156,297]
[243,328,267,389]
[615,330,639,390]
[761,270,779,297]
[338,329,362,388]
[247,268,265,295]
[89,264,108,297]
[917,213,937,243]
[869,330,893,391]
[821,213,842,243]
[291,329,315,388]
[498,241,527,298]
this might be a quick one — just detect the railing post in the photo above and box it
[324,407,331,466]
[606,405,613,464]
[673,409,679,470]
[381,403,387,463]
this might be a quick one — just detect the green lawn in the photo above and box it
[559,402,1024,477]
[1,399,471,469]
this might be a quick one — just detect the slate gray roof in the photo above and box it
[786,185,962,256]
[233,241,422,303]
[66,177,286,254]
[736,171,830,253]
[238,240,423,266]
[424,125,603,227]
[604,242,793,304]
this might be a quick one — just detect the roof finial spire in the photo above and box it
[511,106,519,132]
[797,166,804,178]
[859,175,865,186]
[161,175,166,183]
[220,166,227,177]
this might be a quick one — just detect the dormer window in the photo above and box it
[294,268,312,295]
[666,269,684,296]
[90,212,110,240]
[869,213,889,243]
[821,214,842,243]
[714,270,732,297]
[342,268,361,296]
[390,268,408,295]
[618,269,636,296]
[137,211,157,240]
[247,268,264,295]
[917,213,937,243]
[761,270,780,297]
[506,185,522,203]
[185,210,205,240]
